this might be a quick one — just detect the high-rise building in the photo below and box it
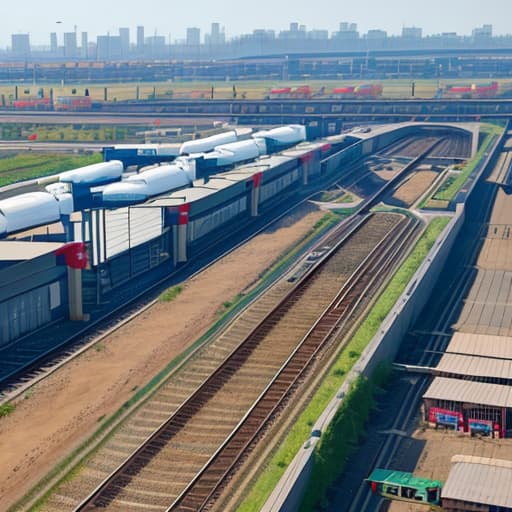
[334,22,359,39]
[137,26,145,50]
[205,22,225,45]
[81,32,88,58]
[97,35,122,60]
[402,26,422,38]
[50,32,58,53]
[472,24,492,38]
[63,32,78,58]
[119,27,130,56]
[186,27,201,46]
[11,33,30,56]
[366,29,387,40]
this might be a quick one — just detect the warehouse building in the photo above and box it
[442,455,512,512]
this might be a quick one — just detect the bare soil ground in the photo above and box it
[390,171,438,207]
[0,203,324,511]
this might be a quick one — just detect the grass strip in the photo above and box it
[0,402,15,417]
[429,124,503,203]
[300,366,390,511]
[0,153,102,187]
[159,285,183,302]
[237,216,450,512]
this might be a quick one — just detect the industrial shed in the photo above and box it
[423,377,512,437]
[442,455,512,512]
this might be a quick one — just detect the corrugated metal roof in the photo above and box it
[442,456,512,507]
[148,187,216,206]
[446,332,512,360]
[436,353,512,380]
[423,377,512,408]
[0,241,63,260]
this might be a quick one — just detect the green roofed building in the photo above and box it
[367,468,443,506]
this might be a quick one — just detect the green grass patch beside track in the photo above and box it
[422,123,504,207]
[0,152,102,187]
[0,402,15,417]
[159,285,183,302]
[237,216,450,512]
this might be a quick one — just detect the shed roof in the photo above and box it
[423,377,512,408]
[442,455,512,508]
[446,332,512,360]
[367,469,442,490]
[436,353,512,380]
[0,241,63,261]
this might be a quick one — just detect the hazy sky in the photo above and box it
[2,0,511,47]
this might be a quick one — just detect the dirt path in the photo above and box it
[0,203,324,510]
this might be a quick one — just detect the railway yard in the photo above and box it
[0,115,508,512]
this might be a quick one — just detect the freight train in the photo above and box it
[0,125,307,237]
[444,81,498,98]
[266,84,383,100]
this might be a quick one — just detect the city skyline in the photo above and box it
[1,0,510,48]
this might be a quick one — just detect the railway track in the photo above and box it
[39,212,417,512]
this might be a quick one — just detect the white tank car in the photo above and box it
[252,125,307,145]
[102,162,194,205]
[180,130,238,155]
[202,138,267,166]
[59,160,124,185]
[55,193,74,215]
[0,192,61,235]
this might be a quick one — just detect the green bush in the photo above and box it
[300,369,389,511]
[159,285,183,302]
[0,403,15,417]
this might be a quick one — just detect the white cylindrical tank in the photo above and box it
[102,164,192,204]
[252,125,307,145]
[206,138,267,166]
[180,131,237,155]
[135,164,191,196]
[55,193,74,215]
[46,182,70,196]
[59,160,124,185]
[0,212,7,236]
[0,192,60,234]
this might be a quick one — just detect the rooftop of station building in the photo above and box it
[423,376,512,409]
[442,455,512,508]
[0,241,64,261]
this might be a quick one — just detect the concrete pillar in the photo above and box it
[300,154,312,185]
[251,172,262,217]
[172,225,179,266]
[177,204,190,263]
[471,126,479,158]
[68,268,84,321]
